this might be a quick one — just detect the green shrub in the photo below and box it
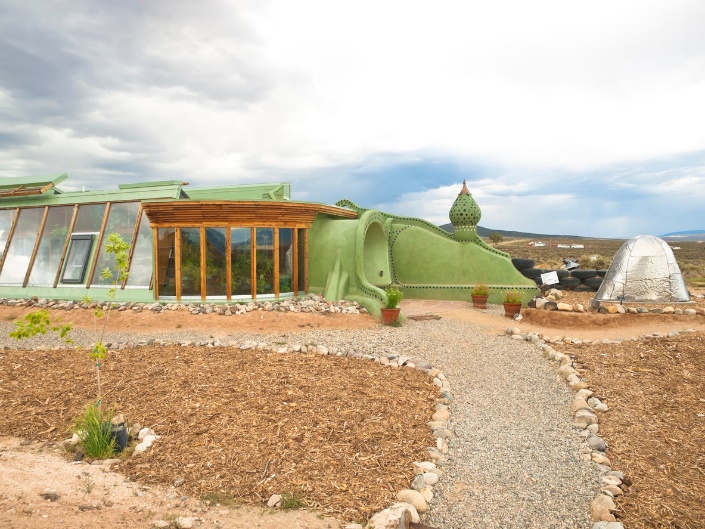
[503,290,523,304]
[384,287,403,309]
[280,490,306,510]
[578,254,611,270]
[471,284,489,296]
[73,403,116,459]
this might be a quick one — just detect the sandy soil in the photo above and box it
[1,292,704,529]
[0,437,340,529]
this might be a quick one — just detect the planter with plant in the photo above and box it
[503,289,523,318]
[471,284,489,309]
[380,286,403,324]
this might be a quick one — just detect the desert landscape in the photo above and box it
[0,238,704,529]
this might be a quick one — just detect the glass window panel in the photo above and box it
[204,227,226,297]
[61,235,94,283]
[279,228,293,293]
[230,228,251,296]
[256,228,274,295]
[0,208,44,285]
[91,202,140,286]
[297,228,306,292]
[126,210,153,287]
[73,204,105,233]
[0,209,16,260]
[27,206,73,286]
[157,228,176,296]
[181,228,201,297]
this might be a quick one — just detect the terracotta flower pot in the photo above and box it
[380,307,401,325]
[471,294,489,309]
[503,302,522,318]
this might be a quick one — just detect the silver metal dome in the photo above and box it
[594,235,690,303]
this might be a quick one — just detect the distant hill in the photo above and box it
[660,230,705,241]
[439,224,584,240]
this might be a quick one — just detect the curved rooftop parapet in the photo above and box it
[595,235,690,303]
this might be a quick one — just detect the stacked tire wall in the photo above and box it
[511,258,607,292]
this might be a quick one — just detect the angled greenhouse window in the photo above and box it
[0,209,16,260]
[91,202,139,286]
[27,206,73,286]
[61,235,94,284]
[0,208,44,285]
[126,209,153,288]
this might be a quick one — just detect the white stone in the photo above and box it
[368,503,415,529]
[412,461,436,474]
[267,494,282,507]
[138,427,155,440]
[396,489,427,513]
[422,472,439,486]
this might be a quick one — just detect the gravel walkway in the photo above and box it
[0,311,601,529]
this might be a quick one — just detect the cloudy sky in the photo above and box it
[1,0,704,238]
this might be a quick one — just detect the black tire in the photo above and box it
[575,285,597,292]
[554,269,570,279]
[559,277,582,289]
[511,258,535,270]
[521,267,544,279]
[596,269,608,278]
[570,269,597,279]
[583,276,604,289]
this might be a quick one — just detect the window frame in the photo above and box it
[60,234,95,284]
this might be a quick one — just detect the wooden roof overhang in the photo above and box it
[0,182,56,197]
[142,200,357,228]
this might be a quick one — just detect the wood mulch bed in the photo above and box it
[561,332,705,529]
[0,345,437,521]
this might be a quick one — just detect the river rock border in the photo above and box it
[503,323,700,529]
[526,290,704,316]
[0,295,367,316]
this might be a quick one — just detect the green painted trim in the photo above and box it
[186,183,291,201]
[398,284,538,305]
[0,173,68,190]
[0,185,184,208]
[118,180,185,190]
[0,286,155,303]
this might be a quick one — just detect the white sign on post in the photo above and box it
[540,271,559,286]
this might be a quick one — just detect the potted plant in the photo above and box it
[380,287,403,325]
[503,289,523,318]
[471,284,489,309]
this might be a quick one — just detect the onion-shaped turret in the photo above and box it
[449,180,481,242]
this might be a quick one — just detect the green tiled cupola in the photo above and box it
[449,180,481,242]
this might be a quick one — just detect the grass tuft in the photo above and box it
[279,490,307,510]
[73,403,116,459]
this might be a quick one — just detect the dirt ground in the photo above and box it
[1,291,705,529]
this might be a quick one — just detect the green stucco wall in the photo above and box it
[391,224,531,285]
[307,216,359,295]
[363,222,390,287]
[309,207,538,312]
